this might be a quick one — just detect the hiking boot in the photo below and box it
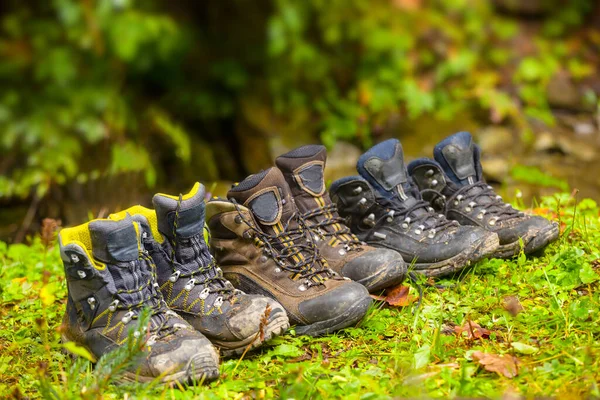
[205,167,372,336]
[275,145,406,292]
[407,131,560,258]
[59,216,219,384]
[330,139,499,277]
[111,183,290,358]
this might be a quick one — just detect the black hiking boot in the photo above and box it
[407,131,560,258]
[111,183,290,358]
[275,145,406,293]
[330,139,499,277]
[206,167,372,336]
[59,216,220,384]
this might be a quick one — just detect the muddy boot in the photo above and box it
[330,139,499,277]
[111,184,290,357]
[275,145,406,292]
[205,167,372,336]
[59,216,219,384]
[407,131,560,258]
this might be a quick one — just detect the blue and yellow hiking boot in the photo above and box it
[206,167,372,336]
[275,145,406,292]
[111,183,289,358]
[59,216,219,384]
[407,131,560,258]
[330,139,499,277]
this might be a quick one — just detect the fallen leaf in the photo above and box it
[454,320,491,340]
[472,351,520,378]
[511,342,539,355]
[503,295,524,316]
[383,284,417,307]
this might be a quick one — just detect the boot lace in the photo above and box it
[232,199,336,288]
[165,194,235,304]
[301,203,362,249]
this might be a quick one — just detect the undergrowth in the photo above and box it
[1,192,599,399]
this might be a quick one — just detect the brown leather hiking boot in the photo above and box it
[205,167,372,336]
[110,183,289,358]
[59,216,219,384]
[275,145,406,292]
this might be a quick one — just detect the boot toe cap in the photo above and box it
[227,296,288,340]
[341,249,406,292]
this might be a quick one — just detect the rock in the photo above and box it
[533,131,560,153]
[324,141,362,184]
[481,157,510,183]
[476,126,514,156]
[546,71,581,110]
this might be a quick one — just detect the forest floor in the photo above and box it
[1,192,599,399]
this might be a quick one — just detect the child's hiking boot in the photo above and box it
[111,183,290,358]
[275,145,406,292]
[407,131,559,258]
[205,167,372,336]
[330,139,499,277]
[59,216,219,384]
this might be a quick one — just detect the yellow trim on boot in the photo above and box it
[155,182,201,201]
[109,206,164,243]
[59,222,106,270]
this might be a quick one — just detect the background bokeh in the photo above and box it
[1,0,599,242]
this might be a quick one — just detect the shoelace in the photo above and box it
[166,194,235,304]
[231,199,335,288]
[100,251,181,342]
[301,203,362,249]
[447,182,522,224]
[364,195,456,239]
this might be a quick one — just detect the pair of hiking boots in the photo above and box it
[59,185,289,384]
[205,146,408,336]
[330,132,560,276]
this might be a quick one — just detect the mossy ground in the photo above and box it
[1,193,599,399]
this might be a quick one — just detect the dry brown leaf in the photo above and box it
[385,284,417,307]
[503,295,524,316]
[472,351,520,378]
[454,320,491,340]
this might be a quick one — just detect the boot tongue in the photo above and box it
[89,216,140,264]
[228,167,297,234]
[275,145,327,212]
[357,138,424,210]
[433,131,480,186]
[153,182,206,241]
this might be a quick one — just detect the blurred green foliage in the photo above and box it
[0,0,598,200]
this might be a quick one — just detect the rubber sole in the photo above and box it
[410,232,500,278]
[492,223,560,259]
[354,260,407,293]
[294,295,372,337]
[61,334,220,386]
[215,313,290,358]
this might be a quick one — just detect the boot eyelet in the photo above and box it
[338,249,346,256]
[109,300,119,312]
[465,206,472,212]
[353,186,363,194]
[274,267,282,273]
[214,297,223,307]
[425,169,434,177]
[70,254,80,263]
[142,231,147,239]
[496,195,502,201]
[234,215,242,224]
[199,287,210,299]
[77,270,86,279]
[358,198,367,206]
[87,297,96,310]
[169,271,181,282]
[401,223,409,229]
[259,255,268,263]
[298,285,307,292]
[414,229,422,235]
[121,311,134,324]
[153,282,159,288]
[243,231,253,239]
[431,179,438,186]
[184,279,196,291]
[428,230,436,239]
[489,218,497,226]
[133,331,141,338]
[147,334,157,346]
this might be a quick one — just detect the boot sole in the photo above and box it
[410,232,500,278]
[354,260,407,293]
[491,224,560,259]
[61,334,219,386]
[214,313,290,358]
[294,295,372,337]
